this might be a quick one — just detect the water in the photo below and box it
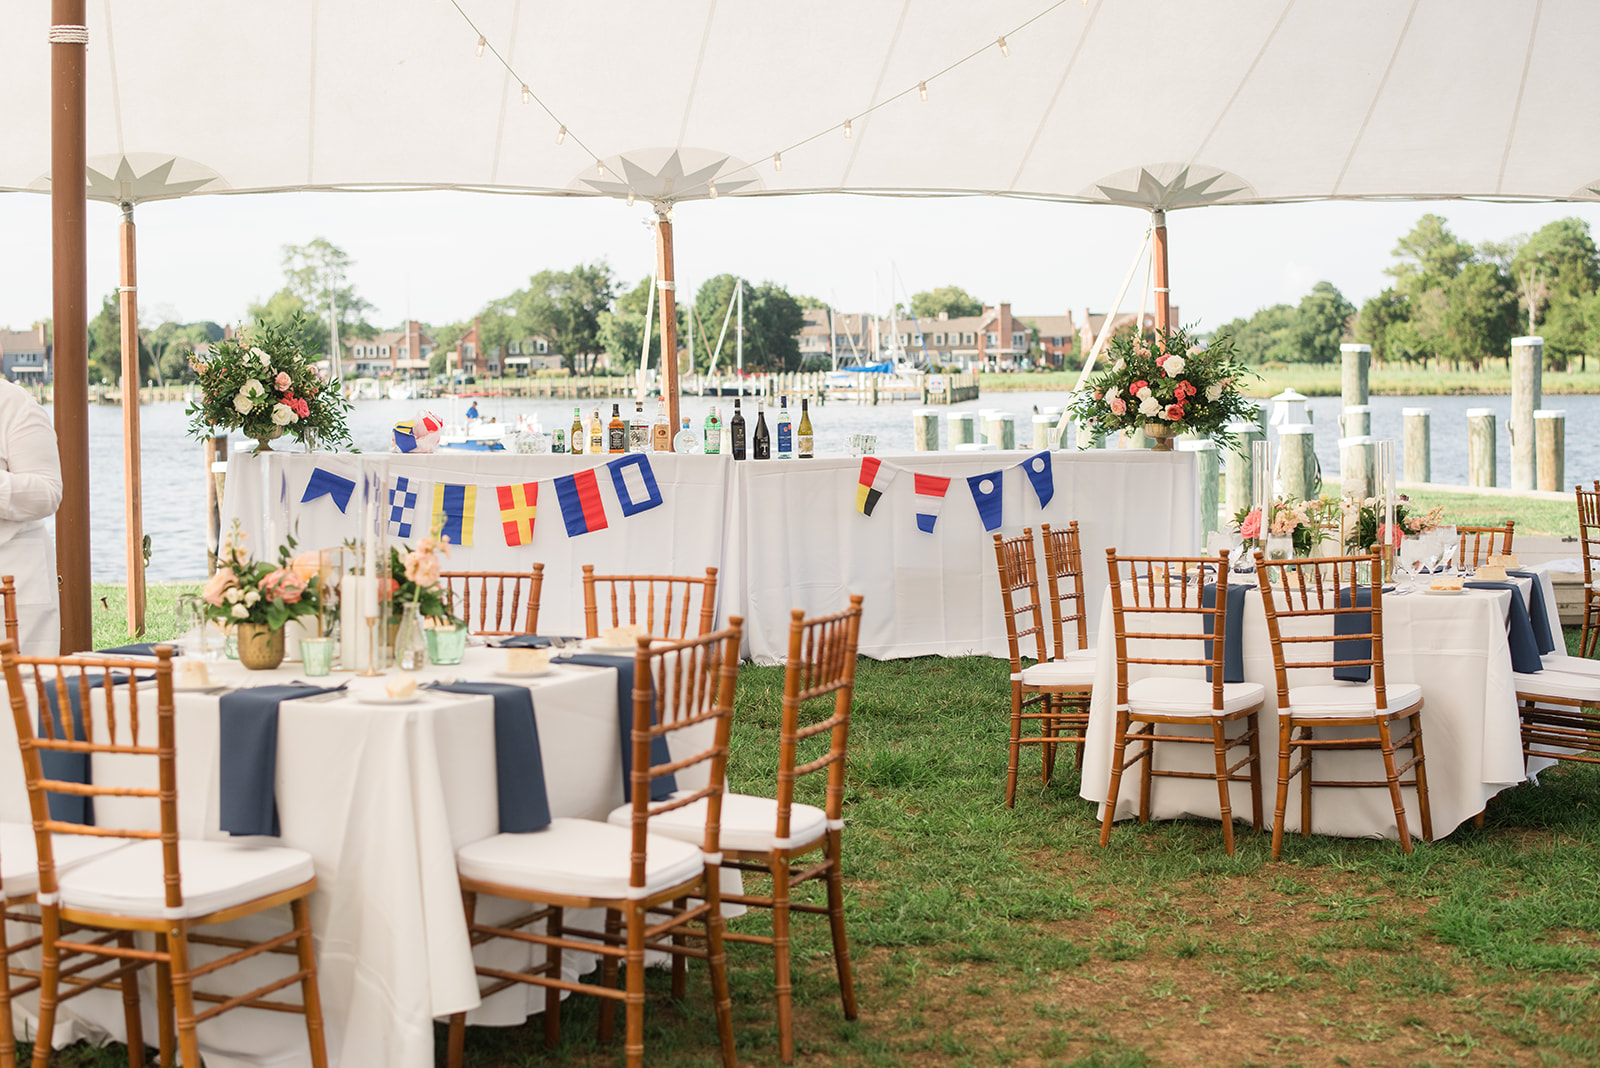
[66,391,1600,583]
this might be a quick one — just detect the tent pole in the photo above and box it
[119,202,146,635]
[1152,208,1171,332]
[52,0,90,654]
[653,206,681,446]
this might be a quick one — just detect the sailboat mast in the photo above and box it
[736,279,743,375]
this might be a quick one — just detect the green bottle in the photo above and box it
[703,406,722,454]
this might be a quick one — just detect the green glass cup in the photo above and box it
[426,621,468,666]
[299,637,335,677]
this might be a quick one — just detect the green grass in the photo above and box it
[37,602,1600,1067]
[978,366,1600,397]
[1403,489,1580,537]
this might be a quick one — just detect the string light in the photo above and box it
[998,35,1010,57]
[918,80,928,102]
[773,152,782,172]
[843,119,852,139]
[707,180,717,199]
[520,84,531,104]
[556,125,566,145]
[475,34,486,57]
[627,188,635,207]
[597,160,605,177]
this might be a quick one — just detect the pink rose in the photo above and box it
[203,567,236,607]
[1165,403,1184,420]
[1378,523,1405,548]
[274,371,291,391]
[1239,509,1262,539]
[1109,397,1127,416]
[260,568,308,604]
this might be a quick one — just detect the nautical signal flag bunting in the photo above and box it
[497,482,539,546]
[554,469,609,537]
[433,483,477,547]
[856,457,895,516]
[913,473,951,533]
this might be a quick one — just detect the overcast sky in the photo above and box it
[3,191,1599,336]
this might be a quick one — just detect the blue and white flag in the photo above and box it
[389,475,422,539]
[1020,450,1054,509]
[967,471,1004,532]
[607,454,663,517]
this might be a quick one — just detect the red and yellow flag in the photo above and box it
[856,457,895,517]
[497,481,539,546]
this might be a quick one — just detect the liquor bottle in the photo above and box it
[775,395,793,459]
[729,400,747,460]
[753,401,772,459]
[551,429,566,454]
[570,406,585,454]
[630,400,650,452]
[652,398,671,452]
[674,416,700,454]
[798,398,814,457]
[608,403,627,453]
[704,406,722,455]
[589,408,604,453]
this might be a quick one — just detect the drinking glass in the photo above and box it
[299,637,334,677]
[426,620,469,666]
[175,595,207,658]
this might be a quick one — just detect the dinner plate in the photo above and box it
[1423,587,1466,595]
[583,640,641,655]
[355,693,422,705]
[172,682,230,693]
[494,666,552,678]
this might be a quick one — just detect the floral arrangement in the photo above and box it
[1344,495,1445,553]
[1233,497,1331,557]
[185,315,354,451]
[386,534,456,623]
[203,524,322,629]
[1067,325,1259,451]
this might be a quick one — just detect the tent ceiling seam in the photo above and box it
[1331,0,1418,198]
[1495,0,1542,195]
[305,0,320,186]
[1008,0,1101,190]
[1187,0,1294,169]
[839,0,912,188]
[676,0,719,149]
[489,0,524,187]
[100,0,125,162]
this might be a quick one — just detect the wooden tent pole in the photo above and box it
[654,206,681,447]
[51,0,91,654]
[1152,208,1171,332]
[119,202,146,634]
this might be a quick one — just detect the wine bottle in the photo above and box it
[729,400,747,460]
[776,394,793,459]
[551,428,566,454]
[589,408,604,453]
[704,406,722,455]
[674,416,700,454]
[753,401,772,459]
[798,398,814,457]
[570,406,585,455]
[608,403,628,453]
[652,398,671,452]
[630,400,650,452]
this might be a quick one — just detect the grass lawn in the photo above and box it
[32,598,1600,1067]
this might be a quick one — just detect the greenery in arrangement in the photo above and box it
[1069,326,1259,451]
[386,536,455,623]
[184,314,354,450]
[1232,496,1335,556]
[1344,494,1446,553]
[201,524,322,629]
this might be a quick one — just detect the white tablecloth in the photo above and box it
[223,449,1199,662]
[1079,570,1564,842]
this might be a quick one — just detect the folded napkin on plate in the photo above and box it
[95,642,181,657]
[220,684,347,837]
[1463,582,1544,674]
[428,682,551,833]
[493,634,583,649]
[559,653,677,802]
[1332,587,1375,683]
[36,671,145,826]
[1504,571,1557,655]
[1201,583,1250,684]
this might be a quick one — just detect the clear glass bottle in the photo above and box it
[393,602,427,671]
[570,406,585,454]
[589,408,605,453]
[630,400,650,452]
[776,394,793,459]
[674,416,700,454]
[704,406,722,454]
[798,398,814,457]
[652,398,671,452]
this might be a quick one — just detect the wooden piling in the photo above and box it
[911,409,940,451]
[1467,408,1497,488]
[1535,410,1565,493]
[1339,343,1370,433]
[1402,408,1431,483]
[1278,425,1318,502]
[1338,435,1375,500]
[1224,422,1263,521]
[1510,336,1543,491]
[948,412,976,447]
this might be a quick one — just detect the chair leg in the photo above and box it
[1300,726,1314,840]
[1041,696,1057,786]
[545,905,563,1051]
[0,901,17,1068]
[155,932,174,1068]
[1376,718,1413,854]
[290,896,329,1068]
[823,830,857,1022]
[1211,718,1236,857]
[29,907,61,1068]
[771,851,795,1064]
[1246,712,1264,833]
[1137,724,1154,825]
[1099,710,1133,848]
[166,926,203,1068]
[623,902,647,1068]
[1410,709,1433,843]
[1005,683,1024,808]
[670,897,688,1001]
[702,870,738,1068]
[1272,718,1293,861]
[116,932,145,1068]
[597,907,621,1044]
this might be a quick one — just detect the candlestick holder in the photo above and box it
[358,614,382,677]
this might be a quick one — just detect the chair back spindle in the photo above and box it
[584,566,718,640]
[1456,521,1514,568]
[1104,551,1232,711]
[0,576,17,645]
[993,531,1050,669]
[1251,552,1390,711]
[776,596,863,843]
[439,566,544,635]
[1040,522,1090,658]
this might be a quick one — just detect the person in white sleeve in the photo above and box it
[0,377,62,654]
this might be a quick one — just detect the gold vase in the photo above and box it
[1143,422,1176,452]
[236,622,285,670]
[251,426,284,453]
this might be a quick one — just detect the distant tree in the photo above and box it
[910,285,983,320]
[518,261,618,374]
[278,238,376,348]
[144,319,219,383]
[1354,288,1416,365]
[794,293,828,311]
[1290,281,1356,365]
[1510,218,1600,370]
[599,274,689,372]
[1386,214,1474,296]
[1216,303,1298,364]
[694,275,746,373]
[474,294,523,374]
[247,290,328,359]
[1438,263,1517,371]
[86,292,156,384]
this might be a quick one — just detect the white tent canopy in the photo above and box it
[3,0,1596,209]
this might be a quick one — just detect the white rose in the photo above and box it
[1113,358,1126,371]
[225,588,242,604]
[1138,396,1162,417]
[250,347,271,366]
[1105,386,1120,401]
[230,603,250,619]
[233,393,254,414]
[1137,386,1153,401]
[243,378,265,397]
[1205,382,1224,402]
[1163,355,1185,376]
[270,402,297,426]
[244,590,260,606]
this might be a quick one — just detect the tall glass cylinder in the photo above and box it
[1250,437,1271,555]
[1377,440,1396,579]
[341,460,392,673]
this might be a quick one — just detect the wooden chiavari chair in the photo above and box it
[1251,551,1432,859]
[1039,522,1095,773]
[582,566,718,640]
[446,623,743,1068]
[1578,484,1600,657]
[0,644,328,1068]
[438,565,544,635]
[0,576,16,645]
[608,596,863,1063]
[1457,520,1515,568]
[994,531,1096,807]
[1101,551,1265,856]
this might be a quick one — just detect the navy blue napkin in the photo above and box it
[36,673,130,826]
[1201,583,1249,684]
[1505,571,1557,656]
[220,684,346,836]
[95,643,180,657]
[560,653,677,802]
[428,682,551,833]
[1464,582,1544,674]
[493,634,582,649]
[1333,587,1374,683]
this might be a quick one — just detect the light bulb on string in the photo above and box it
[843,119,852,139]
[918,81,928,102]
[997,35,1009,57]
[475,34,486,57]
[773,152,782,172]
[556,125,566,145]
[520,84,531,104]
[707,180,718,199]
[597,160,605,177]
[627,189,635,207]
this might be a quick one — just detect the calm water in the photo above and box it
[65,391,1600,583]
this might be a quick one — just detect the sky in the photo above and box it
[3,191,1599,337]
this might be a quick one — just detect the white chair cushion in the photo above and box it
[0,822,131,900]
[1126,677,1264,717]
[1063,646,1097,661]
[1285,681,1423,718]
[58,839,314,920]
[1514,669,1600,702]
[1020,659,1096,688]
[457,817,703,900]
[1538,655,1600,678]
[606,792,828,853]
